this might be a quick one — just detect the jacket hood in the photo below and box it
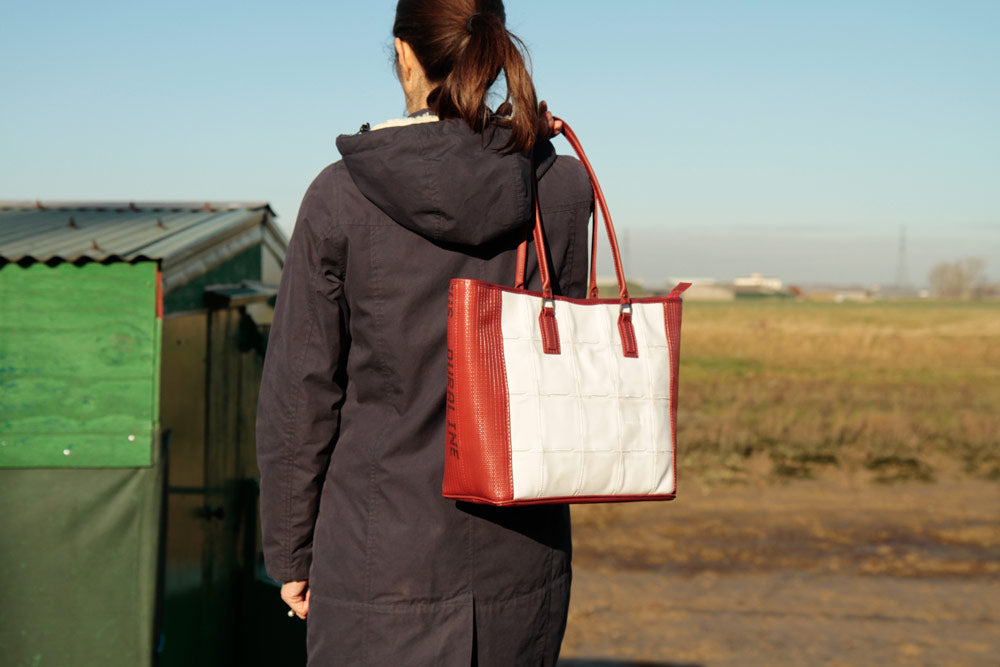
[336,118,556,247]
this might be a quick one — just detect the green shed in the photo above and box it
[0,201,303,666]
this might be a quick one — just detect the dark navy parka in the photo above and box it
[256,118,593,665]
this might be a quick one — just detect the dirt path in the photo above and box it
[559,470,1000,666]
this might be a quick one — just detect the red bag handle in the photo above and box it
[513,117,642,357]
[515,118,631,307]
[588,182,600,299]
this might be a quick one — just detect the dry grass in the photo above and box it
[677,299,1000,483]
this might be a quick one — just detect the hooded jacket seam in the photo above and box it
[514,152,530,229]
[363,223,400,612]
[275,182,345,582]
[561,212,579,297]
[416,127,449,238]
[278,226,322,581]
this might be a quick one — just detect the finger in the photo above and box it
[300,589,311,619]
[536,114,554,139]
[287,599,308,619]
[536,100,552,139]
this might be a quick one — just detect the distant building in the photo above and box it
[731,273,792,298]
[733,272,783,291]
[608,273,797,300]
[667,277,735,301]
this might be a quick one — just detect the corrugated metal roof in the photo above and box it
[0,201,287,293]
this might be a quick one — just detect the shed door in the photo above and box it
[160,300,303,667]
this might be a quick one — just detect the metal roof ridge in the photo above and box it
[123,208,251,260]
[160,225,264,293]
[0,200,274,214]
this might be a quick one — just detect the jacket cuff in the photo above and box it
[266,553,312,583]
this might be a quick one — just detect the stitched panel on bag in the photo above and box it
[500,292,675,500]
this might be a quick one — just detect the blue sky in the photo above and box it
[2,1,997,286]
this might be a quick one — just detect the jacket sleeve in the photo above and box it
[256,173,347,583]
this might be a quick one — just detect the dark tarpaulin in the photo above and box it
[0,464,163,666]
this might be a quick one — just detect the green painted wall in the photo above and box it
[164,245,262,314]
[0,261,160,468]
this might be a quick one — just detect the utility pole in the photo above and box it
[895,225,910,291]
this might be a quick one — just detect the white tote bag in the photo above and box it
[443,119,690,506]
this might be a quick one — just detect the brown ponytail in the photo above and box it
[393,0,538,153]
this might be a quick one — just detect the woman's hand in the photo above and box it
[281,580,311,620]
[536,100,563,141]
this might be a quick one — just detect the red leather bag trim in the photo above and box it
[443,279,514,503]
[538,306,561,355]
[617,310,638,358]
[664,296,684,494]
[668,282,692,299]
[452,278,689,307]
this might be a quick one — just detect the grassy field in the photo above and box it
[676,299,1000,483]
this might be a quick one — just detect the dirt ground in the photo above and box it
[558,464,1000,666]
